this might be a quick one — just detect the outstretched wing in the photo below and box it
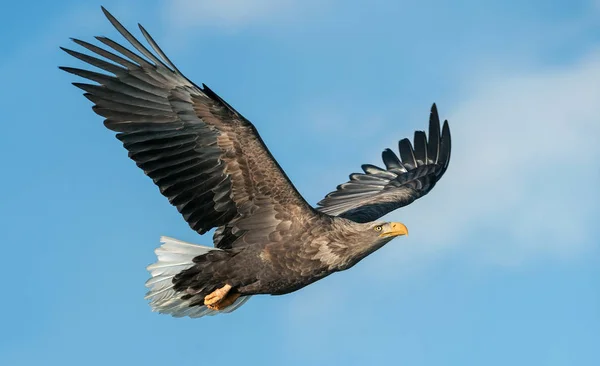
[61,7,315,247]
[316,104,451,223]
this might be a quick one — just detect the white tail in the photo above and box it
[145,236,251,318]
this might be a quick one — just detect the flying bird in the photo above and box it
[61,7,451,318]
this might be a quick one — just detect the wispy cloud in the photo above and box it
[278,49,600,345]
[284,48,600,274]
[164,0,330,29]
[370,50,600,269]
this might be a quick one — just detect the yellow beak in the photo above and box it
[379,222,409,238]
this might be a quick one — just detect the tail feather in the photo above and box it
[145,236,251,318]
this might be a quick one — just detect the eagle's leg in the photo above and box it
[204,284,240,310]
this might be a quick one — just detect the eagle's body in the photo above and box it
[61,7,451,318]
[175,215,397,299]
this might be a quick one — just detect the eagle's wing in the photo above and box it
[316,104,451,222]
[61,7,315,247]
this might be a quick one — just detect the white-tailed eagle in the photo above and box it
[61,7,451,318]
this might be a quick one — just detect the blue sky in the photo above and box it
[1,0,599,365]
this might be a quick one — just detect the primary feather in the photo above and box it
[317,104,451,222]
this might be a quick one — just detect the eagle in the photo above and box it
[61,7,451,318]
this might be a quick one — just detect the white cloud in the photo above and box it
[164,0,328,29]
[279,50,600,339]
[372,50,600,269]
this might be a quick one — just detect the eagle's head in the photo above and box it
[371,221,409,239]
[331,219,409,270]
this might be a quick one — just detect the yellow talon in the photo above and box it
[204,284,240,310]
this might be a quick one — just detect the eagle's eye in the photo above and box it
[374,225,383,232]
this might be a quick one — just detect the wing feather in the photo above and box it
[413,131,428,166]
[62,7,316,243]
[317,104,451,222]
[381,148,406,171]
[427,104,441,164]
[398,138,417,170]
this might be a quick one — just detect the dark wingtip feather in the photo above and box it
[361,164,387,175]
[431,103,438,115]
[98,6,167,69]
[442,119,450,132]
[442,120,451,152]
[438,120,451,175]
[59,66,112,83]
[441,120,451,153]
[58,66,74,73]
[381,148,404,170]
[398,138,417,170]
[101,6,115,22]
[60,46,125,76]
[60,46,84,60]
[427,103,441,164]
[71,82,93,92]
[413,130,428,166]
[58,46,72,58]
[138,22,181,74]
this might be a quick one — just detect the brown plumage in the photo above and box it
[60,7,451,318]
